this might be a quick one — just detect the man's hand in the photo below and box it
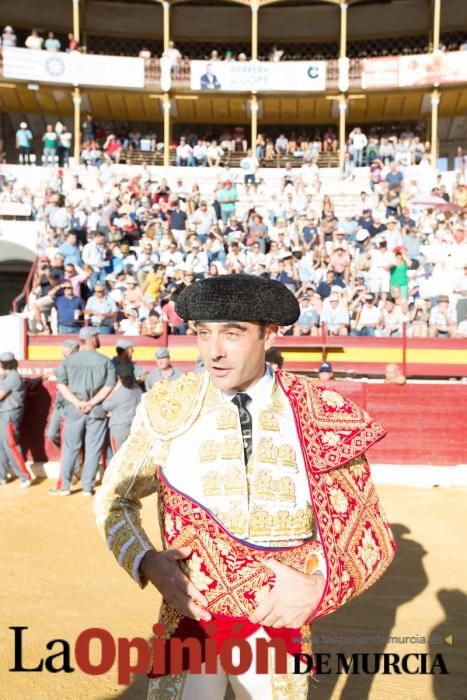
[248,558,325,629]
[140,548,211,622]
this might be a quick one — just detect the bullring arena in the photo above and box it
[0,0,466,698]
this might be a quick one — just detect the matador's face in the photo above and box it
[195,321,277,393]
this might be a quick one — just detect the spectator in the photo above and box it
[82,113,96,143]
[15,122,33,165]
[44,31,61,51]
[42,125,58,166]
[268,44,284,61]
[58,231,82,267]
[316,270,345,301]
[55,282,85,334]
[2,25,17,47]
[390,248,411,299]
[145,348,182,390]
[185,241,209,275]
[58,126,72,167]
[164,40,182,75]
[103,134,121,164]
[350,293,380,336]
[377,297,404,337]
[84,281,118,334]
[207,140,223,167]
[193,140,208,167]
[320,293,349,336]
[275,134,289,156]
[318,361,334,382]
[384,363,406,384]
[368,239,395,301]
[67,33,80,52]
[349,127,368,167]
[119,307,140,336]
[176,137,194,167]
[25,29,43,50]
[216,179,239,225]
[240,149,259,194]
[82,232,108,289]
[293,293,319,336]
[429,295,456,338]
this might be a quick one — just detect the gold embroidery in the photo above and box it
[277,443,297,468]
[199,439,218,463]
[258,409,280,432]
[224,466,246,497]
[277,475,296,503]
[253,469,275,501]
[145,372,205,437]
[270,645,310,698]
[220,435,243,461]
[147,672,187,700]
[217,407,238,430]
[202,470,222,497]
[257,437,277,463]
[212,504,248,538]
[250,505,274,538]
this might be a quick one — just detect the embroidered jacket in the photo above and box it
[95,370,396,628]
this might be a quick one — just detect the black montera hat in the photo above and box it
[175,274,300,325]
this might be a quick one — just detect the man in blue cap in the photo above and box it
[318,361,334,382]
[144,348,182,391]
[0,351,31,488]
[50,327,116,496]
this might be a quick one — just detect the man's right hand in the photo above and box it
[140,548,211,622]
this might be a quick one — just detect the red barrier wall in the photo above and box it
[21,379,467,467]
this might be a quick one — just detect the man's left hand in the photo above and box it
[248,558,325,629]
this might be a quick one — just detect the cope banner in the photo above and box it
[190,60,326,92]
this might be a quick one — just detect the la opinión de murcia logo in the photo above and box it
[7,626,449,685]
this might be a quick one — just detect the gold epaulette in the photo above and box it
[145,371,208,439]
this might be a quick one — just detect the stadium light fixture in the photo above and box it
[0,83,17,89]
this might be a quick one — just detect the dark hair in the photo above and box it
[1,359,18,371]
[265,348,284,369]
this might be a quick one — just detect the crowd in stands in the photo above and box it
[1,26,80,52]
[14,115,439,174]
[2,25,466,62]
[2,148,464,341]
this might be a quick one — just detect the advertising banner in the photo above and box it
[190,60,326,92]
[2,47,145,89]
[361,51,467,89]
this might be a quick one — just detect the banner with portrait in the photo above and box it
[190,60,326,92]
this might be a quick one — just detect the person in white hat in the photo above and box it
[15,122,33,165]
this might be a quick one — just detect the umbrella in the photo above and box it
[409,196,464,213]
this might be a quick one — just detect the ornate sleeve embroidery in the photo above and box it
[94,398,160,587]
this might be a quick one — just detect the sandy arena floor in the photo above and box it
[0,477,465,700]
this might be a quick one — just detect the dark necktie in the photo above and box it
[231,393,252,464]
